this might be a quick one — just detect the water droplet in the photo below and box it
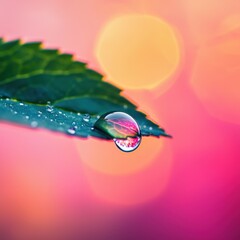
[149,127,153,131]
[67,127,76,135]
[25,116,29,119]
[114,136,141,152]
[31,121,38,128]
[19,102,24,106]
[94,112,141,152]
[77,113,81,116]
[83,114,90,122]
[47,105,54,113]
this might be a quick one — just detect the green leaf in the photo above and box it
[0,39,170,139]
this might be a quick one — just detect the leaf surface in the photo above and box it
[0,39,170,139]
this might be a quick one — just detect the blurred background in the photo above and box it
[0,0,240,239]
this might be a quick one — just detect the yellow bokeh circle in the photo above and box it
[96,14,181,89]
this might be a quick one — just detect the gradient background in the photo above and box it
[1,0,240,239]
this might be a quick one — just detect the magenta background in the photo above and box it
[0,0,240,240]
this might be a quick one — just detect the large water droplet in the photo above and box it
[94,112,141,152]
[114,136,141,152]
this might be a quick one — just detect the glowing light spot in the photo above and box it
[191,26,240,124]
[96,14,180,89]
[76,137,164,175]
[76,93,173,204]
[83,142,172,206]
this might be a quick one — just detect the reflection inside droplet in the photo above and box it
[94,112,141,152]
[114,136,141,152]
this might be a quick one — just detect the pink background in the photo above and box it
[1,0,240,239]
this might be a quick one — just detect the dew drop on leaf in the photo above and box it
[83,114,90,122]
[31,121,38,128]
[46,105,54,113]
[67,127,76,135]
[114,136,141,152]
[94,111,142,152]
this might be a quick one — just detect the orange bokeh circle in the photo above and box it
[76,136,164,175]
[76,91,172,176]
[83,141,172,206]
[191,23,240,124]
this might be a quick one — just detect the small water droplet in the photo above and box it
[31,121,38,128]
[25,116,29,119]
[149,127,153,131]
[83,114,90,122]
[13,111,17,114]
[67,127,76,135]
[5,98,10,101]
[94,112,141,152]
[19,103,24,106]
[47,106,54,113]
[123,104,128,109]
